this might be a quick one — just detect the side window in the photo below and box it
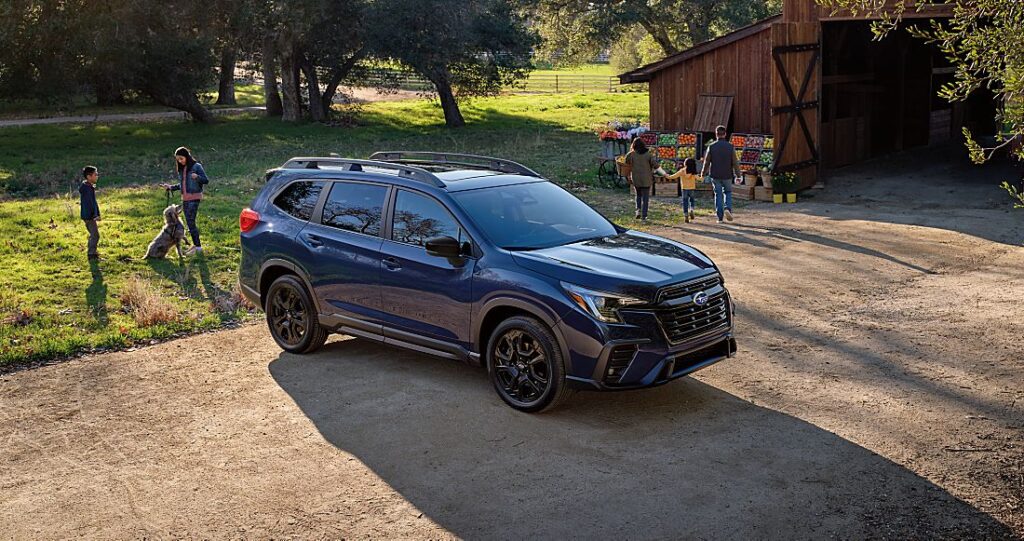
[392,190,462,246]
[273,181,323,221]
[321,181,388,236]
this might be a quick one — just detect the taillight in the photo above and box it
[239,208,261,232]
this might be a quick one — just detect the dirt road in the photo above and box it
[2,154,1022,539]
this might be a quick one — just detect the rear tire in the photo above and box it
[265,275,328,354]
[486,316,572,413]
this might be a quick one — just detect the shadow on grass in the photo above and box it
[86,258,107,324]
[269,339,1015,539]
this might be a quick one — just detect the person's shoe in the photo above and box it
[684,215,690,223]
[724,209,734,222]
[689,210,695,220]
[184,246,204,256]
[716,218,724,224]
[634,212,641,219]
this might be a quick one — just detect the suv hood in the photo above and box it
[511,231,716,302]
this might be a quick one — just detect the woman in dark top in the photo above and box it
[624,138,668,221]
[159,147,209,255]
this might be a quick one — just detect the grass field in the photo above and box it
[0,91,721,369]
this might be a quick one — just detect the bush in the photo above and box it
[120,276,179,327]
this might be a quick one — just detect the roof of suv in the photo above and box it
[271,152,547,193]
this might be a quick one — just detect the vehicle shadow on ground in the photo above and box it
[269,338,1014,539]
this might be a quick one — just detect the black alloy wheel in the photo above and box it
[487,316,571,412]
[265,275,328,354]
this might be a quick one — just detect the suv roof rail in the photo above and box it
[369,151,540,177]
[280,157,445,187]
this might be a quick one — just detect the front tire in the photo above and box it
[265,275,328,354]
[486,316,571,413]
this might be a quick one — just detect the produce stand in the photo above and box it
[728,133,774,176]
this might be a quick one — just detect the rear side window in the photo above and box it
[273,181,323,221]
[321,181,388,236]
[392,190,462,246]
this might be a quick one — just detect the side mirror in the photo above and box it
[425,236,463,258]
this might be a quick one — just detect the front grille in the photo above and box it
[657,274,723,303]
[656,292,730,345]
[604,345,637,384]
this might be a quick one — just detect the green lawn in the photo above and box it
[0,91,725,369]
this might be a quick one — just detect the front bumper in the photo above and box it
[555,289,736,391]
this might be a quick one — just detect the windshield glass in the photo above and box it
[451,181,618,250]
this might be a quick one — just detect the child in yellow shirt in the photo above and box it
[665,158,700,223]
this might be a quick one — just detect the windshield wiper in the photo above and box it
[503,245,543,251]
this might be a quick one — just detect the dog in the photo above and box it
[144,204,188,259]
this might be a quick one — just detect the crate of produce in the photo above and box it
[745,135,765,149]
[741,149,761,163]
[657,147,677,159]
[754,186,774,202]
[733,185,755,200]
[659,159,678,173]
[763,136,774,150]
[677,146,698,159]
[734,149,744,162]
[640,132,658,146]
[759,151,774,166]
[657,133,678,147]
[677,132,698,146]
[730,134,747,148]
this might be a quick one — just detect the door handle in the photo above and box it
[383,256,402,270]
[304,234,324,248]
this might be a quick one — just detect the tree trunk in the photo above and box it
[216,46,237,105]
[262,36,283,117]
[320,49,365,114]
[638,18,680,56]
[279,45,303,122]
[429,71,465,128]
[300,59,327,122]
[150,91,214,123]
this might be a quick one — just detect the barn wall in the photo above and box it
[648,28,773,134]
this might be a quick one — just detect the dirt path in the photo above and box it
[2,158,1023,538]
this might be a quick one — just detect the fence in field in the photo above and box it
[352,69,636,94]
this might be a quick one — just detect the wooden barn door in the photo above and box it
[771,22,820,189]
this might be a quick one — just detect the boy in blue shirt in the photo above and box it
[79,166,101,259]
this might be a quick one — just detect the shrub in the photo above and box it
[120,276,179,327]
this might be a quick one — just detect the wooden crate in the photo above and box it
[733,185,756,200]
[754,186,774,202]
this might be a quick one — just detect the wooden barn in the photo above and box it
[619,1,998,189]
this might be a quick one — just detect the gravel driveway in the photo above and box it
[2,152,1022,539]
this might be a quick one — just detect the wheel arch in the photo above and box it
[474,298,570,368]
[258,258,320,313]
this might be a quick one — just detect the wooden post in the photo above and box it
[555,75,559,93]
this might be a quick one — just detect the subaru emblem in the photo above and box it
[693,291,708,306]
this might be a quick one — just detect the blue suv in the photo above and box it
[239,152,736,412]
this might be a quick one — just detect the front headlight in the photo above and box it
[562,282,646,323]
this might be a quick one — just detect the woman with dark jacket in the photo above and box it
[624,138,669,220]
[159,147,209,255]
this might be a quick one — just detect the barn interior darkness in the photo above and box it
[820,20,996,168]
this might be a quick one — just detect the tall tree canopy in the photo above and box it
[817,0,1024,206]
[521,0,781,67]
[369,0,537,127]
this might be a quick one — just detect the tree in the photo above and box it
[254,0,368,122]
[0,0,217,121]
[817,0,1024,206]
[521,0,781,66]
[369,0,537,127]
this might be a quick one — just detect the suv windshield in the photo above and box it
[452,181,617,250]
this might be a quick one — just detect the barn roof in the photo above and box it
[619,15,781,84]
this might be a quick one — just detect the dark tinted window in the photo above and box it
[451,181,616,250]
[273,181,323,221]
[321,182,388,236]
[392,190,462,246]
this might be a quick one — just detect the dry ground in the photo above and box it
[2,150,1023,539]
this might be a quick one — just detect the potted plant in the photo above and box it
[758,166,773,189]
[772,172,798,203]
